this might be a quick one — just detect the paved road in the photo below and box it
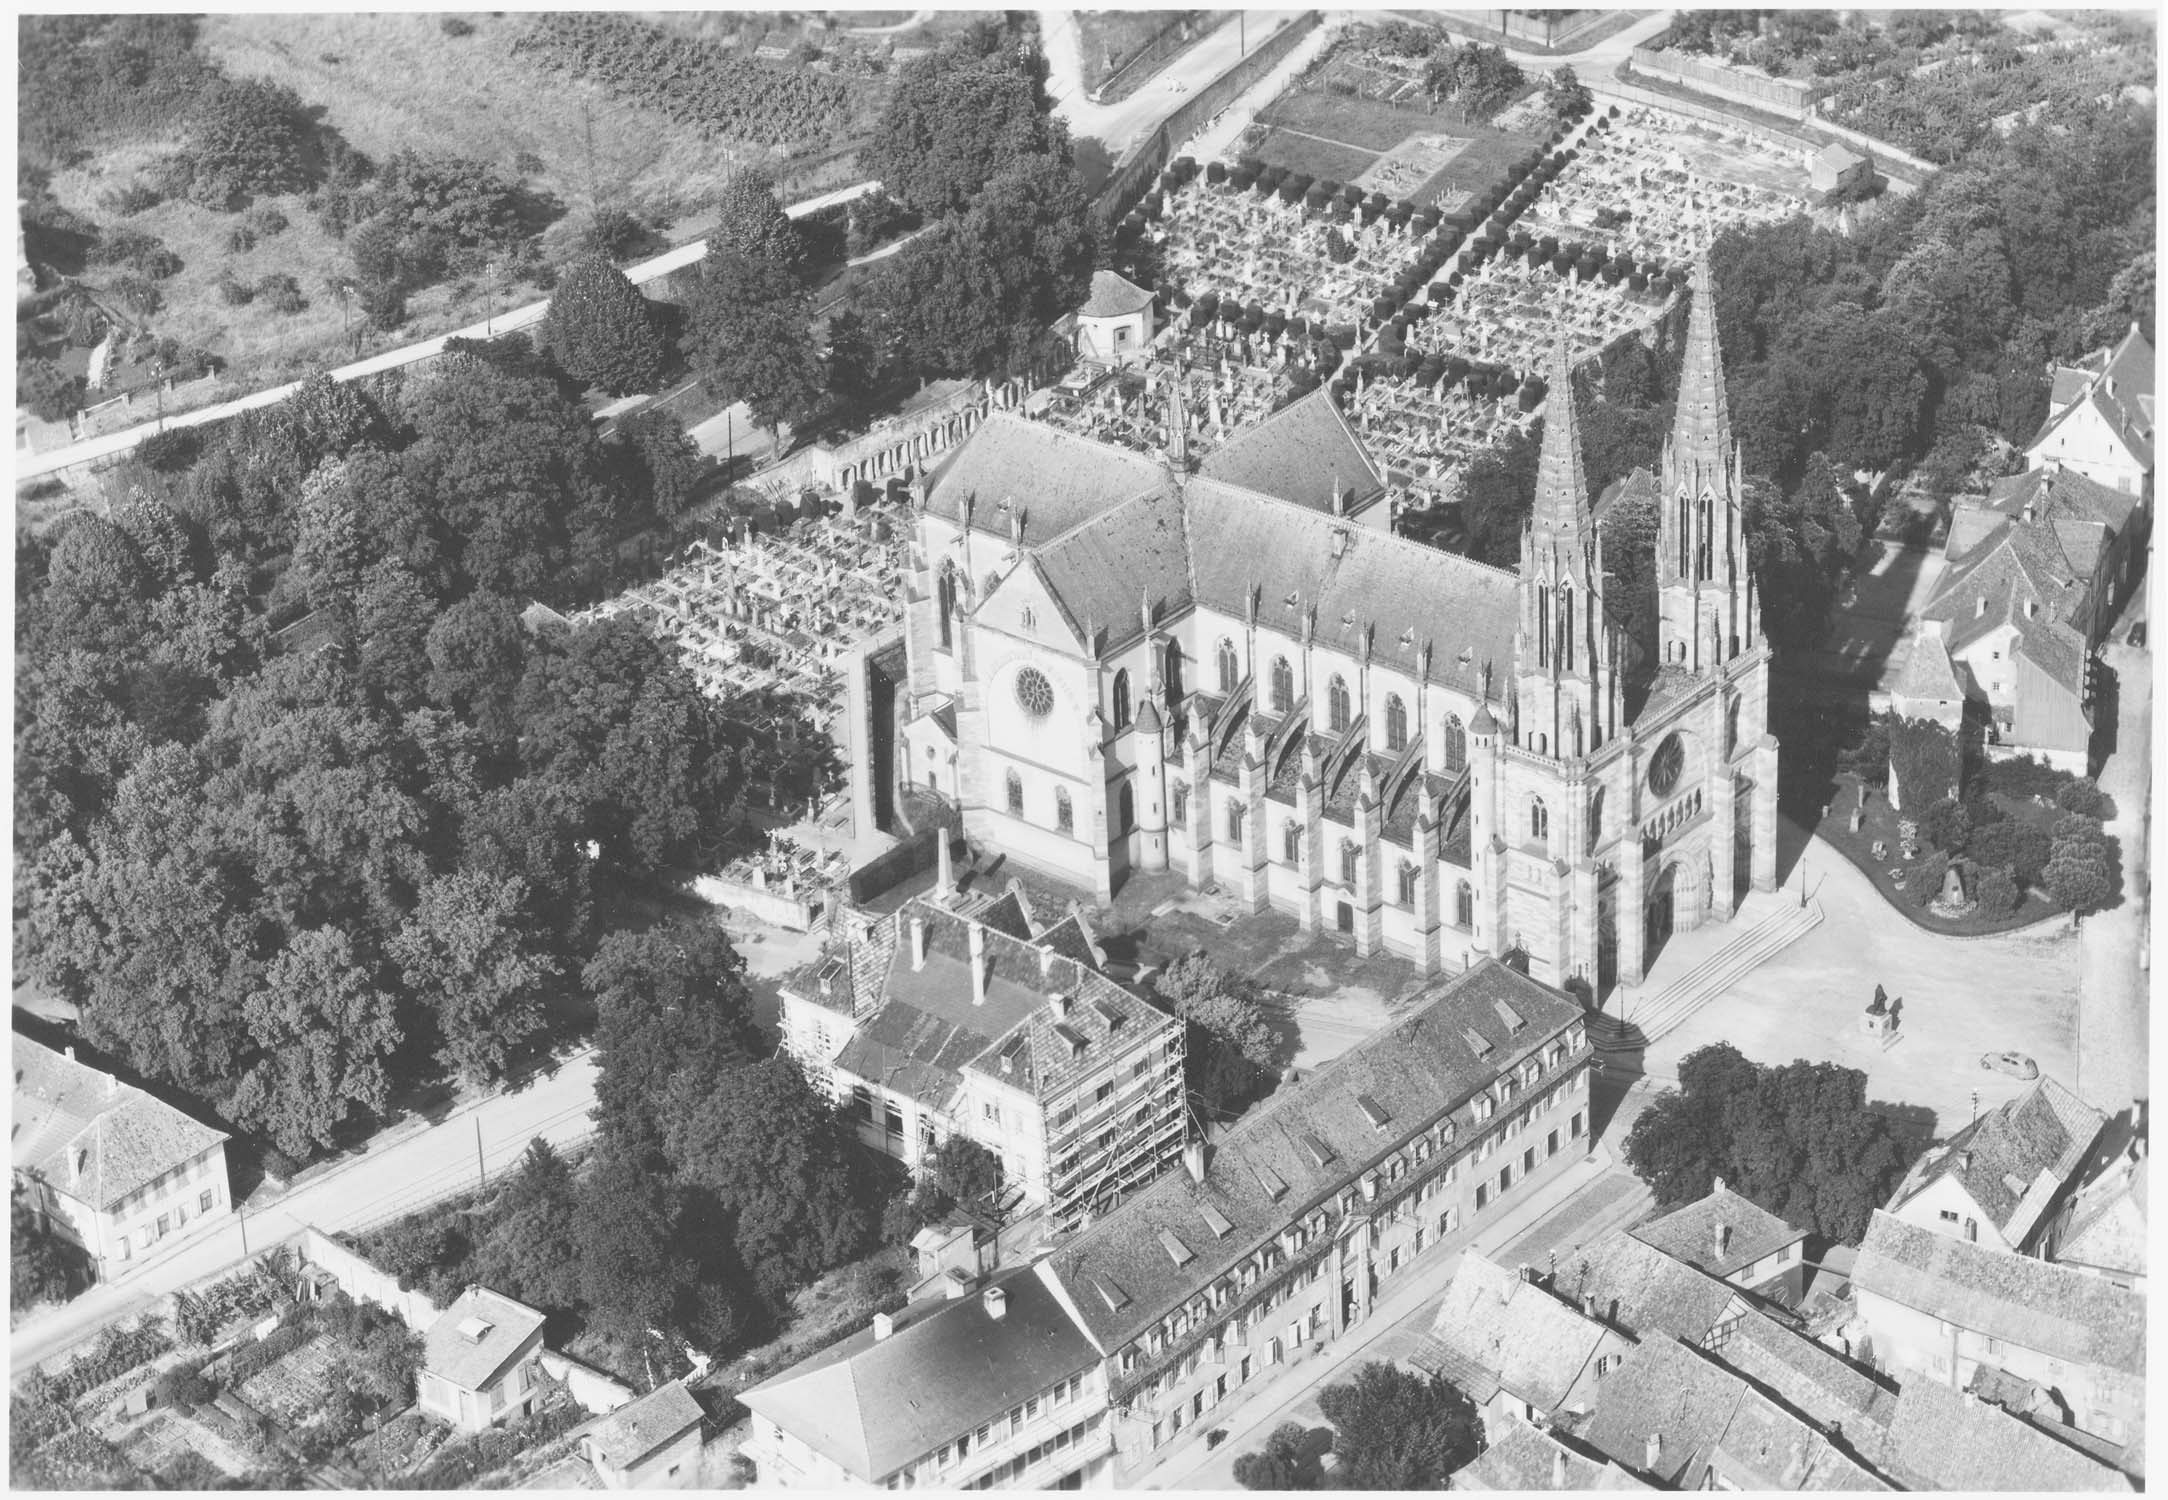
[17,181,883,483]
[2075,638,2151,1112]
[1038,10,1309,159]
[10,1049,600,1376]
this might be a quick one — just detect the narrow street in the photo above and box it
[2075,637,2151,1112]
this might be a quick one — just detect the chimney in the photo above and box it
[1581,1292,1597,1320]
[1644,1433,1663,1471]
[1182,1139,1208,1185]
[1552,1447,1569,1488]
[1961,1149,1974,1174]
[63,1044,75,1064]
[872,1312,896,1342]
[936,838,955,900]
[983,1286,1008,1321]
[1714,1221,1732,1259]
[911,916,930,971]
[969,923,991,1007]
[1050,991,1072,1020]
[1962,1388,1977,1409]
[1712,1175,1726,1194]
[1520,1263,1537,1283]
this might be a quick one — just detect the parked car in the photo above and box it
[2129,621,2147,648]
[1980,1051,2040,1080]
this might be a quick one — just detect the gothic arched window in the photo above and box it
[1164,640,1186,703]
[1055,787,1074,834]
[937,561,959,650]
[1283,820,1302,864]
[1385,694,1409,752]
[1270,656,1294,714]
[1216,637,1240,695]
[1118,783,1135,834]
[1530,797,1549,843]
[1398,862,1419,905]
[1443,714,1467,772]
[1340,841,1359,885]
[1006,770,1025,816]
[1456,880,1475,929]
[1113,669,1133,730]
[1328,675,1352,732]
[1226,801,1246,846]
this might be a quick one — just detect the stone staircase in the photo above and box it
[1588,898,1825,1053]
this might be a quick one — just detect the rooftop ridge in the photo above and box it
[1187,476,1524,583]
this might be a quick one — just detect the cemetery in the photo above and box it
[582,515,908,713]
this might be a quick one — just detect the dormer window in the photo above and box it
[1977,596,1988,618]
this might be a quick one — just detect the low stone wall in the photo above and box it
[692,872,824,931]
[1629,46,1817,119]
[538,1349,636,1417]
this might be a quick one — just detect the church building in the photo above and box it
[899,263,1778,995]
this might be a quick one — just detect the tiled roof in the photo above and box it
[1045,960,1584,1352]
[1985,465,2142,539]
[1924,526,2087,657]
[738,1266,1098,1482]
[572,1379,704,1470]
[1196,388,1385,514]
[1422,1254,1608,1411]
[1552,1226,1744,1345]
[1454,1420,1653,1490]
[423,1287,547,1393]
[1077,269,1155,320]
[1628,1187,1805,1281]
[1713,1308,1894,1434]
[1184,480,1518,701]
[1889,1076,2105,1244]
[1867,1368,2134,1492]
[2050,1146,2146,1280]
[927,411,1163,544]
[829,896,1175,1108]
[1852,1211,2145,1377]
[1032,488,1195,652]
[11,1036,228,1211]
[1594,465,1659,525]
[1890,626,1965,705]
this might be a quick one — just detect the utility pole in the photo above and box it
[150,358,165,432]
[485,260,499,337]
[475,1117,486,1188]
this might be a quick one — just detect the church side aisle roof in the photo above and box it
[1196,387,1387,515]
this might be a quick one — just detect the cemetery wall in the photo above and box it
[1799,109,1944,180]
[1589,76,1817,158]
[1628,47,1818,119]
[692,872,824,930]
[298,1227,441,1334]
[1099,10,1324,217]
[848,826,946,904]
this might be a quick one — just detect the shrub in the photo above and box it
[2055,778,2114,820]
[1919,798,1970,854]
[217,272,256,305]
[89,226,164,267]
[137,245,183,280]
[17,358,86,422]
[358,278,407,329]
[515,149,546,177]
[102,183,163,215]
[153,1359,217,1409]
[441,16,475,37]
[137,429,203,472]
[1974,863,2020,915]
[108,275,163,317]
[1912,849,1951,907]
[256,272,308,314]
[581,206,653,261]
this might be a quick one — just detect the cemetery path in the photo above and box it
[19,181,884,482]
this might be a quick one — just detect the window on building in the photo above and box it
[1456,880,1474,929]
[1328,676,1352,732]
[1270,656,1295,713]
[1165,640,1186,702]
[199,1189,216,1214]
[1283,820,1302,864]
[1530,797,1549,843]
[1007,770,1025,816]
[1113,669,1133,729]
[1055,787,1074,834]
[1118,783,1135,835]
[1217,637,1240,694]
[1340,841,1358,885]
[1172,784,1189,824]
[1398,862,1419,905]
[1443,714,1467,771]
[1385,694,1408,751]
[1227,802,1246,846]
[938,562,960,650]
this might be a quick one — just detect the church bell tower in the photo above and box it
[1658,260,1760,672]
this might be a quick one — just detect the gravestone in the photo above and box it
[1940,863,1968,907]
[1849,803,1864,834]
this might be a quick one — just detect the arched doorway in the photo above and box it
[1645,861,1676,964]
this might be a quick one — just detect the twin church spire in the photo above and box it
[1511,259,1761,761]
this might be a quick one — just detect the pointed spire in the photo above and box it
[1672,258,1734,466]
[1167,355,1190,470]
[1532,333,1591,543]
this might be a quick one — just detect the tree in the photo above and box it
[1315,1362,1482,1489]
[1233,1422,1324,1491]
[611,409,707,532]
[2044,822,2115,916]
[823,307,886,423]
[1969,816,2051,887]
[424,593,529,745]
[1545,64,1592,117]
[12,1186,76,1310]
[864,40,1058,220]
[710,168,801,270]
[576,1149,692,1341]
[1153,953,1275,1065]
[228,927,401,1159]
[468,1138,586,1317]
[926,1136,1002,1207]
[1918,798,1971,855]
[1624,1043,1913,1244]
[539,254,665,396]
[1886,716,1959,810]
[188,77,311,204]
[661,1057,880,1309]
[683,248,825,447]
[584,923,761,1167]
[1974,863,2021,914]
[389,869,556,1083]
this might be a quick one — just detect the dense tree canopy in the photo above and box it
[1316,1362,1483,1488]
[862,25,1057,220]
[540,254,666,397]
[684,248,826,443]
[1623,1043,1915,1243]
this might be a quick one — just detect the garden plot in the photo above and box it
[236,1332,339,1430]
[112,1406,259,1484]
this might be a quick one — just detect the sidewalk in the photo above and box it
[1131,1141,1643,1490]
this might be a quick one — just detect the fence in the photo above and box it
[1628,47,1818,119]
[297,1227,441,1334]
[1097,11,1323,221]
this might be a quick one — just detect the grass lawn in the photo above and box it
[1252,129,1380,185]
[1251,88,1541,205]
[1811,774,2068,937]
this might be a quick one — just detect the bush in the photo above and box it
[1974,863,2020,915]
[358,278,407,329]
[256,272,308,314]
[1919,798,1970,855]
[581,206,653,261]
[49,1316,175,1403]
[217,1321,309,1388]
[153,1359,218,1410]
[1912,848,1952,908]
[89,226,164,267]
[137,429,203,472]
[441,16,475,37]
[217,272,256,305]
[108,275,163,317]
[137,245,183,280]
[17,358,86,422]
[102,183,163,215]
[2055,778,2114,820]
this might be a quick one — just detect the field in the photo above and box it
[1251,89,1542,207]
[31,11,881,404]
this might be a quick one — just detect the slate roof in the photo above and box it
[2050,1144,2147,1280]
[738,1266,1099,1482]
[1926,524,2085,645]
[1890,625,1965,706]
[1421,1254,1608,1411]
[1866,1369,2134,1492]
[572,1379,704,1470]
[2031,323,2155,471]
[1889,1075,2105,1245]
[927,411,1164,545]
[12,1036,228,1212]
[423,1287,547,1393]
[1030,488,1195,651]
[1551,1226,1744,1345]
[1196,388,1385,514]
[1985,465,2142,540]
[1453,1420,1652,1490]
[1045,960,1584,1352]
[1852,1211,2145,1376]
[825,895,1175,1108]
[1077,269,1155,320]
[1713,1308,1895,1435]
[1628,1187,1805,1282]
